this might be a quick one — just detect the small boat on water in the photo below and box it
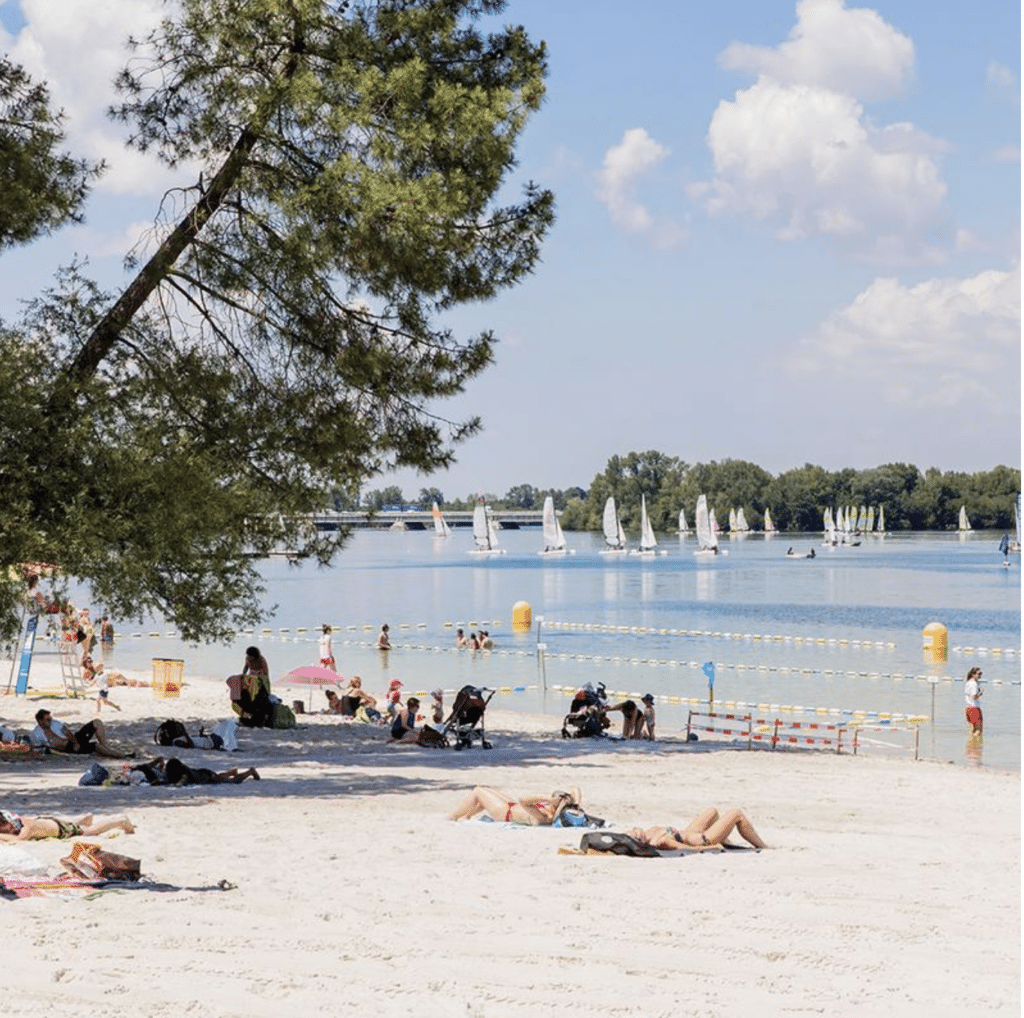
[764,508,776,534]
[735,507,750,534]
[786,546,816,559]
[539,496,574,556]
[958,506,972,532]
[431,502,451,538]
[600,496,628,554]
[877,505,886,535]
[678,508,690,534]
[468,502,506,556]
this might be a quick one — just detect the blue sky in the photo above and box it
[1,0,1019,502]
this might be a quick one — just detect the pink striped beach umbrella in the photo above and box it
[282,665,342,711]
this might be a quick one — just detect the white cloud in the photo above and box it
[790,267,1021,410]
[695,1,948,262]
[990,144,1021,163]
[9,0,177,196]
[986,60,1017,92]
[721,0,914,102]
[595,128,686,248]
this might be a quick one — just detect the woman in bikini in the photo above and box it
[0,810,136,842]
[447,786,582,826]
[626,807,768,850]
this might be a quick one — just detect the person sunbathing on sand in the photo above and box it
[161,757,260,786]
[0,810,136,842]
[626,807,768,850]
[447,786,582,826]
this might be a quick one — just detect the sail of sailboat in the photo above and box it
[431,501,451,537]
[601,497,627,553]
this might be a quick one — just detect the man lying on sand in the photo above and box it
[127,757,260,786]
[0,810,135,842]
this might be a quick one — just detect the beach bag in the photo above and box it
[578,832,660,857]
[61,842,141,881]
[78,762,110,787]
[271,702,297,729]
[154,719,192,747]
[416,725,448,748]
[554,806,606,829]
[210,718,239,751]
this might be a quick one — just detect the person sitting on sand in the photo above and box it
[626,807,768,851]
[447,786,582,826]
[390,697,421,742]
[342,676,379,715]
[228,646,274,728]
[162,757,260,786]
[324,689,345,715]
[28,709,132,759]
[0,809,136,842]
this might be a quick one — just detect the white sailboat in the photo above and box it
[958,506,971,532]
[822,507,837,547]
[600,496,628,554]
[866,506,875,532]
[431,501,451,537]
[468,502,505,556]
[728,508,738,533]
[764,508,776,533]
[735,508,750,533]
[678,508,689,534]
[539,496,573,555]
[631,494,666,556]
[877,505,886,535]
[694,494,721,556]
[1013,493,1022,552]
[856,506,868,532]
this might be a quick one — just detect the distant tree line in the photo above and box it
[341,452,1021,532]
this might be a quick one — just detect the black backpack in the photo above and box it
[154,719,192,748]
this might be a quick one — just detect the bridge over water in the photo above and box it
[313,509,543,531]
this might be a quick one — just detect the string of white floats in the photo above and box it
[116,617,1018,660]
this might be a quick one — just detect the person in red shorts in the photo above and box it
[963,667,983,736]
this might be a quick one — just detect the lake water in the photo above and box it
[85,528,1021,770]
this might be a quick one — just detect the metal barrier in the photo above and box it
[687,710,849,755]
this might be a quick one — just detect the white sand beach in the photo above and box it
[1,668,1019,1017]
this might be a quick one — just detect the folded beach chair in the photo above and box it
[441,685,495,750]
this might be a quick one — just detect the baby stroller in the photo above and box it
[442,685,495,750]
[561,681,610,739]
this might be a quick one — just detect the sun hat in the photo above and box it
[642,693,654,704]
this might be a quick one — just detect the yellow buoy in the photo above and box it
[922,621,948,662]
[512,600,532,632]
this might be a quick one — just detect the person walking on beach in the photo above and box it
[964,667,983,736]
[319,624,336,671]
[94,664,122,713]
